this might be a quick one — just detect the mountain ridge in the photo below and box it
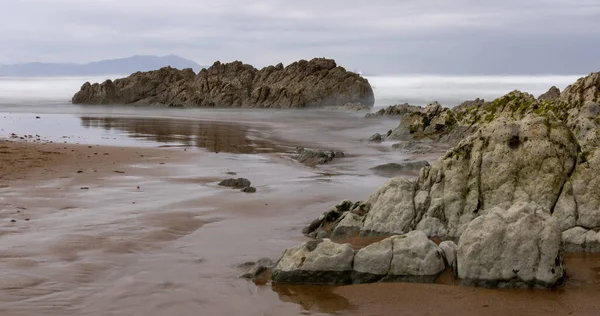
[0,55,204,77]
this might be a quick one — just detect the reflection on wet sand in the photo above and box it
[272,285,356,314]
[80,117,291,154]
[272,253,600,316]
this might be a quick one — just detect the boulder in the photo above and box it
[353,231,446,283]
[241,186,257,193]
[271,239,355,285]
[239,258,274,284]
[218,178,251,188]
[457,202,566,288]
[294,147,344,166]
[72,58,375,108]
[439,240,458,272]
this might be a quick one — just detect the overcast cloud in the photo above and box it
[2,0,599,74]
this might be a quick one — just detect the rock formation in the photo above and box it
[320,115,578,240]
[353,231,446,283]
[365,103,422,118]
[271,239,355,285]
[72,58,375,108]
[293,147,345,166]
[272,231,448,285]
[457,202,565,288]
[267,72,600,289]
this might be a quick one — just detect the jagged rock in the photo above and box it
[239,258,274,284]
[302,200,356,238]
[560,72,600,105]
[370,160,430,177]
[294,147,344,166]
[271,239,355,285]
[452,98,487,112]
[365,103,422,118]
[72,58,375,108]
[388,102,458,142]
[218,178,251,188]
[538,86,561,102]
[439,240,458,272]
[323,116,579,240]
[457,202,566,288]
[353,231,446,284]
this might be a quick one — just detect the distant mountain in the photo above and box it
[0,55,204,77]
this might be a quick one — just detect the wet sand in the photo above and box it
[1,110,600,316]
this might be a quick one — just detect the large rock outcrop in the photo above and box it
[319,115,579,240]
[554,102,600,251]
[72,58,375,108]
[381,73,599,144]
[457,202,565,288]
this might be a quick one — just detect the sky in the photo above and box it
[2,0,599,74]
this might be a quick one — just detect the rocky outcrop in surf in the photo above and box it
[72,58,375,108]
[267,72,600,289]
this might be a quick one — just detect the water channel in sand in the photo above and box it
[1,104,600,316]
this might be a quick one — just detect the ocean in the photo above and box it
[0,74,584,108]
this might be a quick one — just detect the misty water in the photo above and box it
[0,74,585,108]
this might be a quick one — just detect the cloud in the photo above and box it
[1,0,599,74]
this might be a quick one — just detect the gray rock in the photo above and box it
[218,178,251,188]
[239,258,274,283]
[241,186,257,193]
[385,231,446,283]
[368,133,383,142]
[294,147,344,166]
[271,239,355,285]
[351,231,447,284]
[560,72,600,105]
[562,227,600,252]
[457,202,565,288]
[439,240,458,272]
[365,103,422,118]
[72,58,375,108]
[319,116,579,240]
[302,200,355,238]
[538,86,561,102]
[353,237,394,283]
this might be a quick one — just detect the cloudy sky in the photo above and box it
[2,0,599,74]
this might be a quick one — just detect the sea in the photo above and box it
[0,74,585,108]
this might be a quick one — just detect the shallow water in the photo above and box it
[1,83,599,315]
